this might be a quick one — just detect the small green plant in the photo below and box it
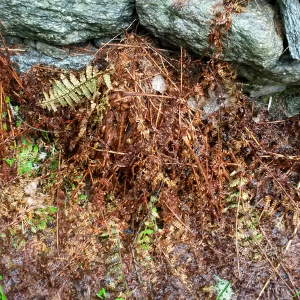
[214,276,234,300]
[96,288,107,299]
[17,138,39,175]
[28,206,57,233]
[0,275,6,300]
[137,206,159,250]
[3,158,16,167]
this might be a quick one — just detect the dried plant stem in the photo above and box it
[88,146,126,155]
[56,187,59,255]
[122,91,175,99]
[0,48,25,52]
[235,182,241,279]
[180,46,183,93]
[191,165,203,234]
[0,83,3,141]
[183,135,209,186]
[0,32,25,91]
[140,43,179,92]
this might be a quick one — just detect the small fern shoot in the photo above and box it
[40,65,107,111]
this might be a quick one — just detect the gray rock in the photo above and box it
[277,0,300,60]
[0,35,22,46]
[286,96,300,117]
[243,84,287,98]
[23,38,36,49]
[236,54,300,85]
[136,0,283,68]
[9,50,93,73]
[36,42,69,59]
[0,0,136,45]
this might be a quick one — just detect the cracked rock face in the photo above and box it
[0,0,136,45]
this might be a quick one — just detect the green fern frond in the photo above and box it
[40,65,103,111]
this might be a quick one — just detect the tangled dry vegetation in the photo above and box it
[0,1,300,299]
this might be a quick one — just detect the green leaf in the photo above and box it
[151,207,159,218]
[143,235,151,244]
[3,158,16,167]
[79,194,87,200]
[96,288,107,298]
[37,220,47,231]
[216,280,231,300]
[3,124,7,131]
[293,290,300,298]
[48,207,57,214]
[143,229,154,235]
[5,96,10,105]
[50,159,58,170]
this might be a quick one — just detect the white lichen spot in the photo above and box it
[152,74,166,94]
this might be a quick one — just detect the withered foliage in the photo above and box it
[0,1,300,299]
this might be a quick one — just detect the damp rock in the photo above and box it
[0,0,136,45]
[9,49,93,73]
[23,38,36,49]
[36,41,69,59]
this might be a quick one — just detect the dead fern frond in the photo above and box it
[40,65,105,111]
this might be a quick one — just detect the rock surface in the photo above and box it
[10,50,93,73]
[277,0,300,60]
[236,54,300,85]
[0,0,135,45]
[136,0,283,69]
[36,42,69,59]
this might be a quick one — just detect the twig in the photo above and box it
[183,135,209,186]
[0,83,3,141]
[235,180,242,279]
[56,187,60,255]
[121,91,176,99]
[0,48,25,52]
[88,146,126,155]
[180,46,183,93]
[191,165,203,234]
[23,121,68,134]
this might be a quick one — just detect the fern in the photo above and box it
[40,65,107,111]
[18,139,39,175]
